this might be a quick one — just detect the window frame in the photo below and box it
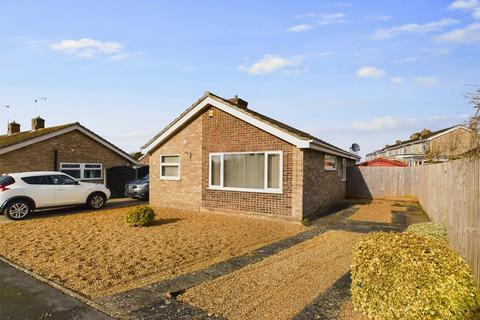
[324,154,338,172]
[60,163,102,180]
[208,151,283,194]
[159,154,181,180]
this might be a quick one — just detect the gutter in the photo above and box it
[307,140,360,160]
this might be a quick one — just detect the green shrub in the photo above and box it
[351,232,480,320]
[301,218,311,226]
[406,222,448,242]
[125,205,155,227]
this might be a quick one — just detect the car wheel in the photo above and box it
[87,193,106,210]
[4,200,32,220]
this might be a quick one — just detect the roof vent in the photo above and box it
[228,95,248,109]
[31,116,45,131]
[7,121,20,135]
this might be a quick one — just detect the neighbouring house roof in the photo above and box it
[0,122,137,163]
[366,125,470,156]
[142,92,360,160]
[357,157,407,167]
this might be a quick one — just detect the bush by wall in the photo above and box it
[125,205,155,227]
[406,222,448,242]
[351,232,480,320]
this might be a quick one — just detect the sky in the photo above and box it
[0,0,479,159]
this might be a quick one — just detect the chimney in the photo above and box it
[31,116,45,131]
[228,95,248,109]
[7,121,21,135]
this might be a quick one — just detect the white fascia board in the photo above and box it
[0,125,137,163]
[308,141,360,160]
[142,96,308,153]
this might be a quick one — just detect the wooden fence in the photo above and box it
[347,159,480,284]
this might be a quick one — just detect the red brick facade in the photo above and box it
[201,106,295,217]
[149,106,352,221]
[0,130,134,184]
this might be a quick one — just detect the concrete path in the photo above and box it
[0,260,111,320]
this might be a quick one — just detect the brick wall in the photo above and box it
[302,150,348,217]
[201,107,298,218]
[149,116,203,209]
[0,130,132,183]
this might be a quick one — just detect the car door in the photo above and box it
[51,174,85,205]
[21,175,56,208]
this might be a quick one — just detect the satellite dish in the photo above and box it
[351,143,360,152]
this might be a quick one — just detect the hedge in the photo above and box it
[351,232,480,320]
[406,222,448,242]
[125,205,155,227]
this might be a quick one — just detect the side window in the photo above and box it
[22,175,52,185]
[52,175,77,185]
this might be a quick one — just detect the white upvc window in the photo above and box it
[160,154,181,180]
[342,159,347,182]
[60,163,102,180]
[324,154,337,171]
[208,151,283,193]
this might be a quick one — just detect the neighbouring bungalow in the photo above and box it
[0,117,136,196]
[357,157,407,167]
[142,92,360,221]
[366,125,474,166]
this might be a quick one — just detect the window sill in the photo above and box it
[160,177,181,181]
[207,187,283,194]
[325,169,338,172]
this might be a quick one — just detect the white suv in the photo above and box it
[0,171,111,220]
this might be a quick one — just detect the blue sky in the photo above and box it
[1,0,479,158]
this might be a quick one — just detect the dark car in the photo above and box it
[125,175,149,200]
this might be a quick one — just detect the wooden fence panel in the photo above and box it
[347,159,480,284]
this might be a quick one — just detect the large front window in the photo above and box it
[209,151,282,193]
[60,163,102,180]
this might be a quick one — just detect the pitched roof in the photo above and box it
[0,123,77,149]
[143,92,360,160]
[358,157,407,167]
[367,125,469,156]
[0,122,136,163]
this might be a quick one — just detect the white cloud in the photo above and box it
[356,66,385,78]
[289,13,346,32]
[393,57,418,64]
[415,76,439,86]
[475,8,480,18]
[372,18,459,39]
[390,77,405,84]
[436,23,480,43]
[351,116,416,131]
[448,0,479,10]
[109,53,132,61]
[238,54,304,75]
[288,24,315,32]
[50,38,124,59]
[366,15,392,22]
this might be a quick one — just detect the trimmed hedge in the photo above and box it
[406,222,448,242]
[351,232,480,320]
[125,205,155,227]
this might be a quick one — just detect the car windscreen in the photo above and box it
[142,175,149,181]
[0,175,15,186]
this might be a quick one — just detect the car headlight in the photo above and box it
[138,183,148,188]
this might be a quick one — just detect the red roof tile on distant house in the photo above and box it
[357,157,407,167]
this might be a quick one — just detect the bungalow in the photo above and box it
[0,117,136,195]
[142,92,360,221]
